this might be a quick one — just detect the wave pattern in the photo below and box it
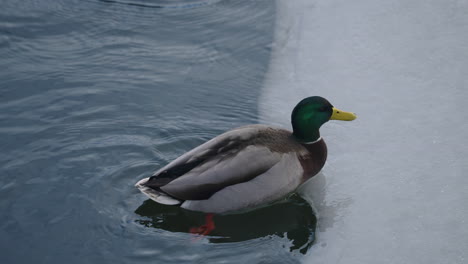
[0,0,316,263]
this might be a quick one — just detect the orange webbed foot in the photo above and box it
[189,213,215,236]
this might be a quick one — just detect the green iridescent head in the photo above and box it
[291,96,357,143]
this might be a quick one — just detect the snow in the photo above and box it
[260,0,468,263]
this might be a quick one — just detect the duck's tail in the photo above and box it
[135,177,182,205]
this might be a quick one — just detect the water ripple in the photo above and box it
[0,0,311,263]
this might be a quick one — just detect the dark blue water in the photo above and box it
[0,1,316,263]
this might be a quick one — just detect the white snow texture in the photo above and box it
[260,0,468,263]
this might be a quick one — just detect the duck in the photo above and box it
[135,96,356,214]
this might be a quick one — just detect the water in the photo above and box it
[0,0,316,263]
[262,0,468,263]
[3,0,467,263]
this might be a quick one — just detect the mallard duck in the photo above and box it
[136,96,356,214]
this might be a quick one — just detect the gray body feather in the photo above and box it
[135,125,326,214]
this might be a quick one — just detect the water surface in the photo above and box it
[0,1,315,263]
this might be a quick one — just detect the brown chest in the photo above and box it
[298,139,328,183]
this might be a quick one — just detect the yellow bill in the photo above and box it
[330,107,357,121]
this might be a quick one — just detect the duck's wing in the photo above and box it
[181,152,304,213]
[140,125,288,201]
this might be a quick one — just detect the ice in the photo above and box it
[260,0,468,263]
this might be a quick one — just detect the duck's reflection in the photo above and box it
[134,194,316,254]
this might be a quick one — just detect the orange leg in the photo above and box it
[189,213,215,236]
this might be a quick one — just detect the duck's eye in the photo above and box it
[319,106,328,112]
